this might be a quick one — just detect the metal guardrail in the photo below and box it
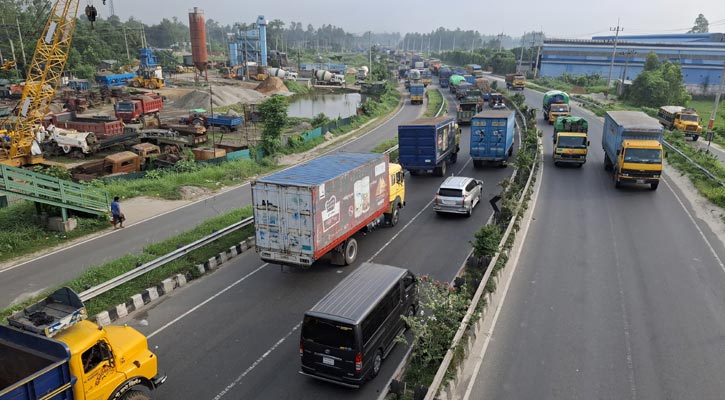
[662,140,725,187]
[79,217,255,301]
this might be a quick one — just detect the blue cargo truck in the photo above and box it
[410,83,425,105]
[470,110,516,167]
[398,116,461,176]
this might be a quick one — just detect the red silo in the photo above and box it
[188,7,208,72]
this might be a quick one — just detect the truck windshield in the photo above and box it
[557,136,587,149]
[680,115,698,122]
[624,148,661,164]
[302,317,355,350]
[116,102,134,112]
[552,105,569,112]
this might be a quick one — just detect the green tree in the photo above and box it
[258,95,288,157]
[643,52,660,71]
[688,14,709,33]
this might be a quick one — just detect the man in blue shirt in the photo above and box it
[110,196,124,229]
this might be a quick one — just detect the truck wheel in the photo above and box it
[508,147,514,157]
[389,206,400,227]
[131,80,140,88]
[450,152,458,164]
[692,135,699,142]
[650,182,659,190]
[554,161,560,167]
[147,82,157,90]
[343,238,358,265]
[614,171,621,188]
[603,157,612,171]
[122,390,151,400]
[438,162,446,177]
[370,349,383,379]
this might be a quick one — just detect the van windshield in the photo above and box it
[302,316,355,350]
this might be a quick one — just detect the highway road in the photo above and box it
[467,87,725,399]
[0,88,423,308]
[111,85,519,399]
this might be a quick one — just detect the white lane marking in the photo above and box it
[211,323,301,400]
[148,263,269,338]
[606,201,638,400]
[6,103,409,274]
[367,158,473,262]
[662,177,725,272]
[462,159,542,400]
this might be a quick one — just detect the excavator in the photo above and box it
[0,0,92,166]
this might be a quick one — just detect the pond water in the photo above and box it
[287,92,362,119]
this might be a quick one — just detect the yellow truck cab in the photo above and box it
[602,111,664,190]
[386,162,406,226]
[553,116,589,167]
[656,106,702,141]
[0,287,165,400]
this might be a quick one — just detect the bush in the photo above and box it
[311,113,330,127]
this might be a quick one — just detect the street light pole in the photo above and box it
[706,62,725,153]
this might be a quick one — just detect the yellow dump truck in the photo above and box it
[553,116,589,167]
[656,106,702,141]
[0,287,165,400]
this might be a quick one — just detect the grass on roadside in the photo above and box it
[686,99,725,147]
[664,131,725,210]
[372,137,399,161]
[0,207,256,322]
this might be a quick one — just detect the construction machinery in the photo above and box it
[0,60,15,71]
[130,48,165,89]
[0,0,81,166]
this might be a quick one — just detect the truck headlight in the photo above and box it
[621,172,629,177]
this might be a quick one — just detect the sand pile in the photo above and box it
[175,86,266,109]
[475,78,492,92]
[255,77,289,94]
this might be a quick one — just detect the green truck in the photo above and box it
[543,90,571,124]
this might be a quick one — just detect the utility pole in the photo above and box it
[122,26,130,61]
[706,62,725,153]
[518,34,525,72]
[497,32,504,51]
[606,18,623,89]
[368,31,372,75]
[533,32,543,78]
[16,17,27,68]
[108,0,115,17]
[618,49,636,96]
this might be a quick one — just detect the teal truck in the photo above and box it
[543,90,571,124]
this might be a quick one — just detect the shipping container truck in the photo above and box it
[0,288,166,400]
[252,152,406,268]
[410,83,425,105]
[552,116,589,167]
[470,110,515,167]
[602,111,664,190]
[398,116,461,176]
[114,94,163,125]
[505,73,526,90]
[656,106,702,140]
[543,90,571,123]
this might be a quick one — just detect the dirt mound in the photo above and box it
[255,77,289,94]
[475,78,492,92]
[175,85,265,109]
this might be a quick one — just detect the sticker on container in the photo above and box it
[322,195,340,232]
[354,176,370,217]
[319,184,325,199]
[375,162,386,176]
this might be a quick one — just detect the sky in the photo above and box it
[107,0,724,39]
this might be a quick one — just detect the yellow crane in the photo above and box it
[0,0,81,166]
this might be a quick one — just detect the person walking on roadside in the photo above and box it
[111,196,125,229]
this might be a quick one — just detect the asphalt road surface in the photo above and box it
[112,84,520,399]
[467,86,725,399]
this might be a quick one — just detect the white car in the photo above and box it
[433,176,483,217]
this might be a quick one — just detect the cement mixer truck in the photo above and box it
[314,70,345,86]
[357,66,369,81]
[267,67,287,79]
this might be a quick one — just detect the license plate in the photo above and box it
[322,356,334,366]
[636,179,645,184]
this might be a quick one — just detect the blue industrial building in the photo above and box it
[227,15,268,68]
[539,33,725,94]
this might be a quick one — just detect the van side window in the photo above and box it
[403,273,416,290]
[361,284,401,345]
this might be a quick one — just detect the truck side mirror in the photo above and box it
[587,141,590,146]
[664,151,669,159]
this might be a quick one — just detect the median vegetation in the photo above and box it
[393,95,541,397]
[424,89,445,117]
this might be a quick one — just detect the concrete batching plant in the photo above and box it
[227,15,268,77]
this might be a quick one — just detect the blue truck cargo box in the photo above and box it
[470,110,516,166]
[464,75,475,84]
[602,111,663,162]
[398,116,458,173]
[0,325,74,400]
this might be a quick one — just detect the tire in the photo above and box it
[450,152,458,164]
[371,350,383,379]
[192,118,203,127]
[121,390,151,400]
[650,182,659,190]
[692,135,699,142]
[577,163,584,168]
[147,82,157,90]
[508,146,513,157]
[604,156,612,171]
[466,206,472,218]
[439,162,446,177]
[343,238,358,265]
[473,160,481,168]
[390,206,400,227]
[131,80,140,88]
[614,171,621,188]
[554,161,560,167]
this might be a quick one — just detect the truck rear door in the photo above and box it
[252,183,314,261]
